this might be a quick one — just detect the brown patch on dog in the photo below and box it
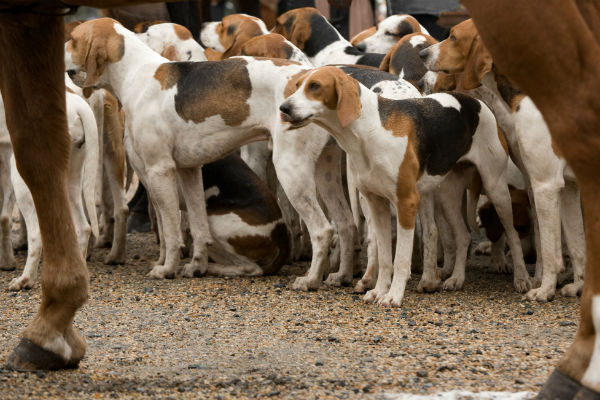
[497,126,509,155]
[103,90,126,188]
[68,18,125,90]
[350,26,376,45]
[172,59,252,126]
[433,72,458,92]
[173,24,192,40]
[64,20,81,42]
[153,63,180,90]
[299,67,362,128]
[241,33,294,60]
[216,14,267,58]
[204,48,223,61]
[479,187,531,242]
[395,145,420,230]
[133,20,167,33]
[272,7,317,51]
[161,45,177,61]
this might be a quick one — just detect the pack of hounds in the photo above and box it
[0,8,585,309]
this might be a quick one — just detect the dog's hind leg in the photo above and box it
[354,194,378,293]
[560,180,585,297]
[416,192,441,293]
[315,145,356,287]
[435,199,455,280]
[177,166,212,278]
[0,150,15,271]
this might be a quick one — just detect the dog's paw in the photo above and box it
[443,276,464,291]
[292,276,321,291]
[8,276,34,291]
[378,291,405,308]
[353,277,375,293]
[325,272,352,287]
[147,265,176,279]
[364,287,387,303]
[524,286,555,302]
[514,275,532,293]
[560,281,583,297]
[417,276,441,293]
[472,241,492,255]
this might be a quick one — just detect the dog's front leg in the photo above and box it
[363,193,393,304]
[177,166,212,278]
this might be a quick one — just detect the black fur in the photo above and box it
[395,20,414,37]
[388,41,430,81]
[337,66,400,89]
[355,53,386,67]
[203,154,282,222]
[303,13,343,57]
[378,93,482,176]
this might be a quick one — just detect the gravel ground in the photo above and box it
[0,232,579,399]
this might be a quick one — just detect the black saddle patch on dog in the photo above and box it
[378,92,481,176]
[337,66,399,89]
[355,52,386,67]
[389,41,430,82]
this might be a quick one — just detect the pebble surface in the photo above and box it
[0,232,579,399]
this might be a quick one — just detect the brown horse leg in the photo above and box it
[0,14,88,370]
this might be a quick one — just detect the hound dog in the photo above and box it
[421,18,585,301]
[231,33,424,290]
[280,66,530,306]
[200,13,269,59]
[6,78,99,291]
[65,18,316,279]
[352,14,429,54]
[135,21,207,61]
[379,32,438,85]
[272,7,386,68]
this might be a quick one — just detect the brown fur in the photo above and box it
[379,108,420,229]
[153,63,180,90]
[350,26,376,45]
[497,126,509,155]
[204,47,223,61]
[173,23,192,41]
[296,67,362,129]
[240,33,294,60]
[463,0,600,389]
[0,13,88,369]
[64,20,82,42]
[214,14,267,59]
[161,44,178,61]
[68,18,125,90]
[103,90,126,188]
[272,7,318,51]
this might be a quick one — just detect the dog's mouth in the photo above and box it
[280,112,313,129]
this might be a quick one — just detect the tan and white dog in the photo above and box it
[280,66,530,306]
[421,19,585,301]
[65,18,315,279]
[5,77,99,291]
[352,14,428,54]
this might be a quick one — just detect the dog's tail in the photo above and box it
[77,96,100,239]
[347,156,361,229]
[467,170,482,234]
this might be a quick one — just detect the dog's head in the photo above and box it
[200,14,268,58]
[137,22,206,61]
[272,7,323,52]
[355,14,423,53]
[65,18,125,94]
[279,66,361,130]
[379,32,437,76]
[240,33,311,65]
[420,19,492,89]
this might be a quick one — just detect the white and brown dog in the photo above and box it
[135,22,207,61]
[5,77,99,291]
[280,66,530,306]
[65,18,312,279]
[200,13,269,59]
[421,19,585,301]
[272,7,386,67]
[352,14,429,54]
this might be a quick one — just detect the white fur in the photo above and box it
[582,295,600,389]
[428,92,462,111]
[200,22,223,51]
[357,15,429,53]
[138,23,207,61]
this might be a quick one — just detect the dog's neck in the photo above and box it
[315,83,381,160]
[104,24,167,101]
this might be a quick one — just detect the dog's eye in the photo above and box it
[384,31,397,36]
[308,82,320,91]
[450,35,456,42]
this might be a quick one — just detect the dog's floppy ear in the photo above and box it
[462,35,492,90]
[222,30,252,58]
[204,47,223,61]
[82,36,107,90]
[379,49,392,72]
[334,71,362,128]
[273,13,309,51]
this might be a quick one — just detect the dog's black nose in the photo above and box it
[280,103,291,115]
[419,48,430,60]
[67,69,76,79]
[355,43,366,52]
